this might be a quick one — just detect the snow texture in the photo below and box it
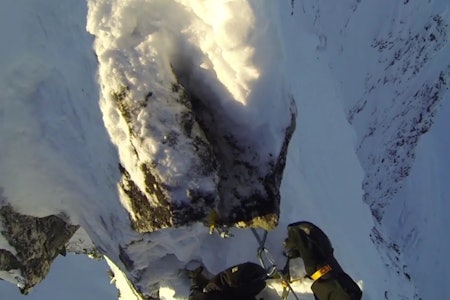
[0,0,449,299]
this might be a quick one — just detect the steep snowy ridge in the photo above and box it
[386,96,450,300]
[0,0,130,291]
[343,7,450,297]
[353,12,449,223]
[298,0,450,298]
[1,1,449,299]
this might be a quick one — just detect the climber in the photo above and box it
[187,261,267,300]
[283,221,363,300]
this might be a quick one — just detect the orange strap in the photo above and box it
[310,264,332,281]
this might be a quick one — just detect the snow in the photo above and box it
[0,254,116,300]
[0,0,123,222]
[1,0,449,300]
[381,91,450,300]
[86,0,291,208]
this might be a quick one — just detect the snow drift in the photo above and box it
[0,0,449,300]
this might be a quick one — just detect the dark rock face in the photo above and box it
[106,78,297,299]
[113,80,297,232]
[113,84,219,233]
[0,205,78,294]
[190,94,297,229]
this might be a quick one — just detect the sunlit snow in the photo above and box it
[1,0,449,300]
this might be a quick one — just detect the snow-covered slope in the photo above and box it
[1,0,449,300]
[387,94,450,300]
[297,1,450,298]
[0,0,132,292]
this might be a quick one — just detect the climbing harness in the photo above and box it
[251,228,301,300]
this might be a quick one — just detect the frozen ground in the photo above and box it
[0,0,449,299]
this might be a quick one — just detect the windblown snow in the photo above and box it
[86,0,290,210]
[1,0,449,300]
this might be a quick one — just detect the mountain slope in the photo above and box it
[0,1,449,300]
[299,0,450,298]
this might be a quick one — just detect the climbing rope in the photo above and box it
[251,228,301,300]
[250,229,277,277]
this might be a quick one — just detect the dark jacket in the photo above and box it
[189,262,267,300]
[311,272,362,300]
[285,221,362,300]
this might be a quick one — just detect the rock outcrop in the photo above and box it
[0,205,78,294]
[114,81,297,232]
[113,84,219,233]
